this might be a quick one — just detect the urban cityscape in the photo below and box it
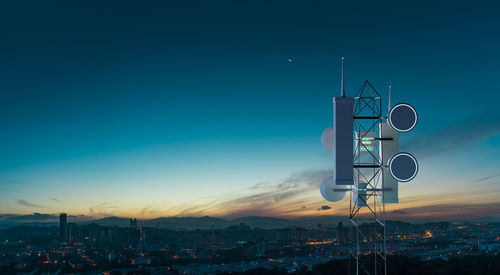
[0,214,499,274]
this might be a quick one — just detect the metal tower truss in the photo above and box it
[349,80,387,275]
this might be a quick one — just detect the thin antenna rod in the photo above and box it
[341,57,345,97]
[388,85,392,113]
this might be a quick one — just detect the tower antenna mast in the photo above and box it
[388,85,392,113]
[341,57,345,97]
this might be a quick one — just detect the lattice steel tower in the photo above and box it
[320,58,419,275]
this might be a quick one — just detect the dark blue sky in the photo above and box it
[1,1,499,219]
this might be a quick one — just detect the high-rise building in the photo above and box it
[337,222,348,243]
[129,218,141,244]
[60,213,68,243]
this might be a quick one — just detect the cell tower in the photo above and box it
[320,58,418,275]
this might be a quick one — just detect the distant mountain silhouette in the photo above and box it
[232,216,298,229]
[0,214,318,230]
[84,216,131,227]
[1,214,498,230]
[144,216,229,230]
[86,215,315,230]
[83,215,330,230]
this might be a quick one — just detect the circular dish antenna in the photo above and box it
[321,126,334,153]
[388,152,418,182]
[388,103,417,132]
[320,175,346,202]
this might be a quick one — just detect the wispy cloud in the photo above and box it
[404,111,500,158]
[133,169,331,219]
[392,210,407,215]
[89,202,118,216]
[15,199,46,209]
[140,201,159,215]
[186,169,332,218]
[474,173,500,183]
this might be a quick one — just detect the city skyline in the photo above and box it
[1,1,500,221]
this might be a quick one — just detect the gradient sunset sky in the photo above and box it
[1,1,500,221]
